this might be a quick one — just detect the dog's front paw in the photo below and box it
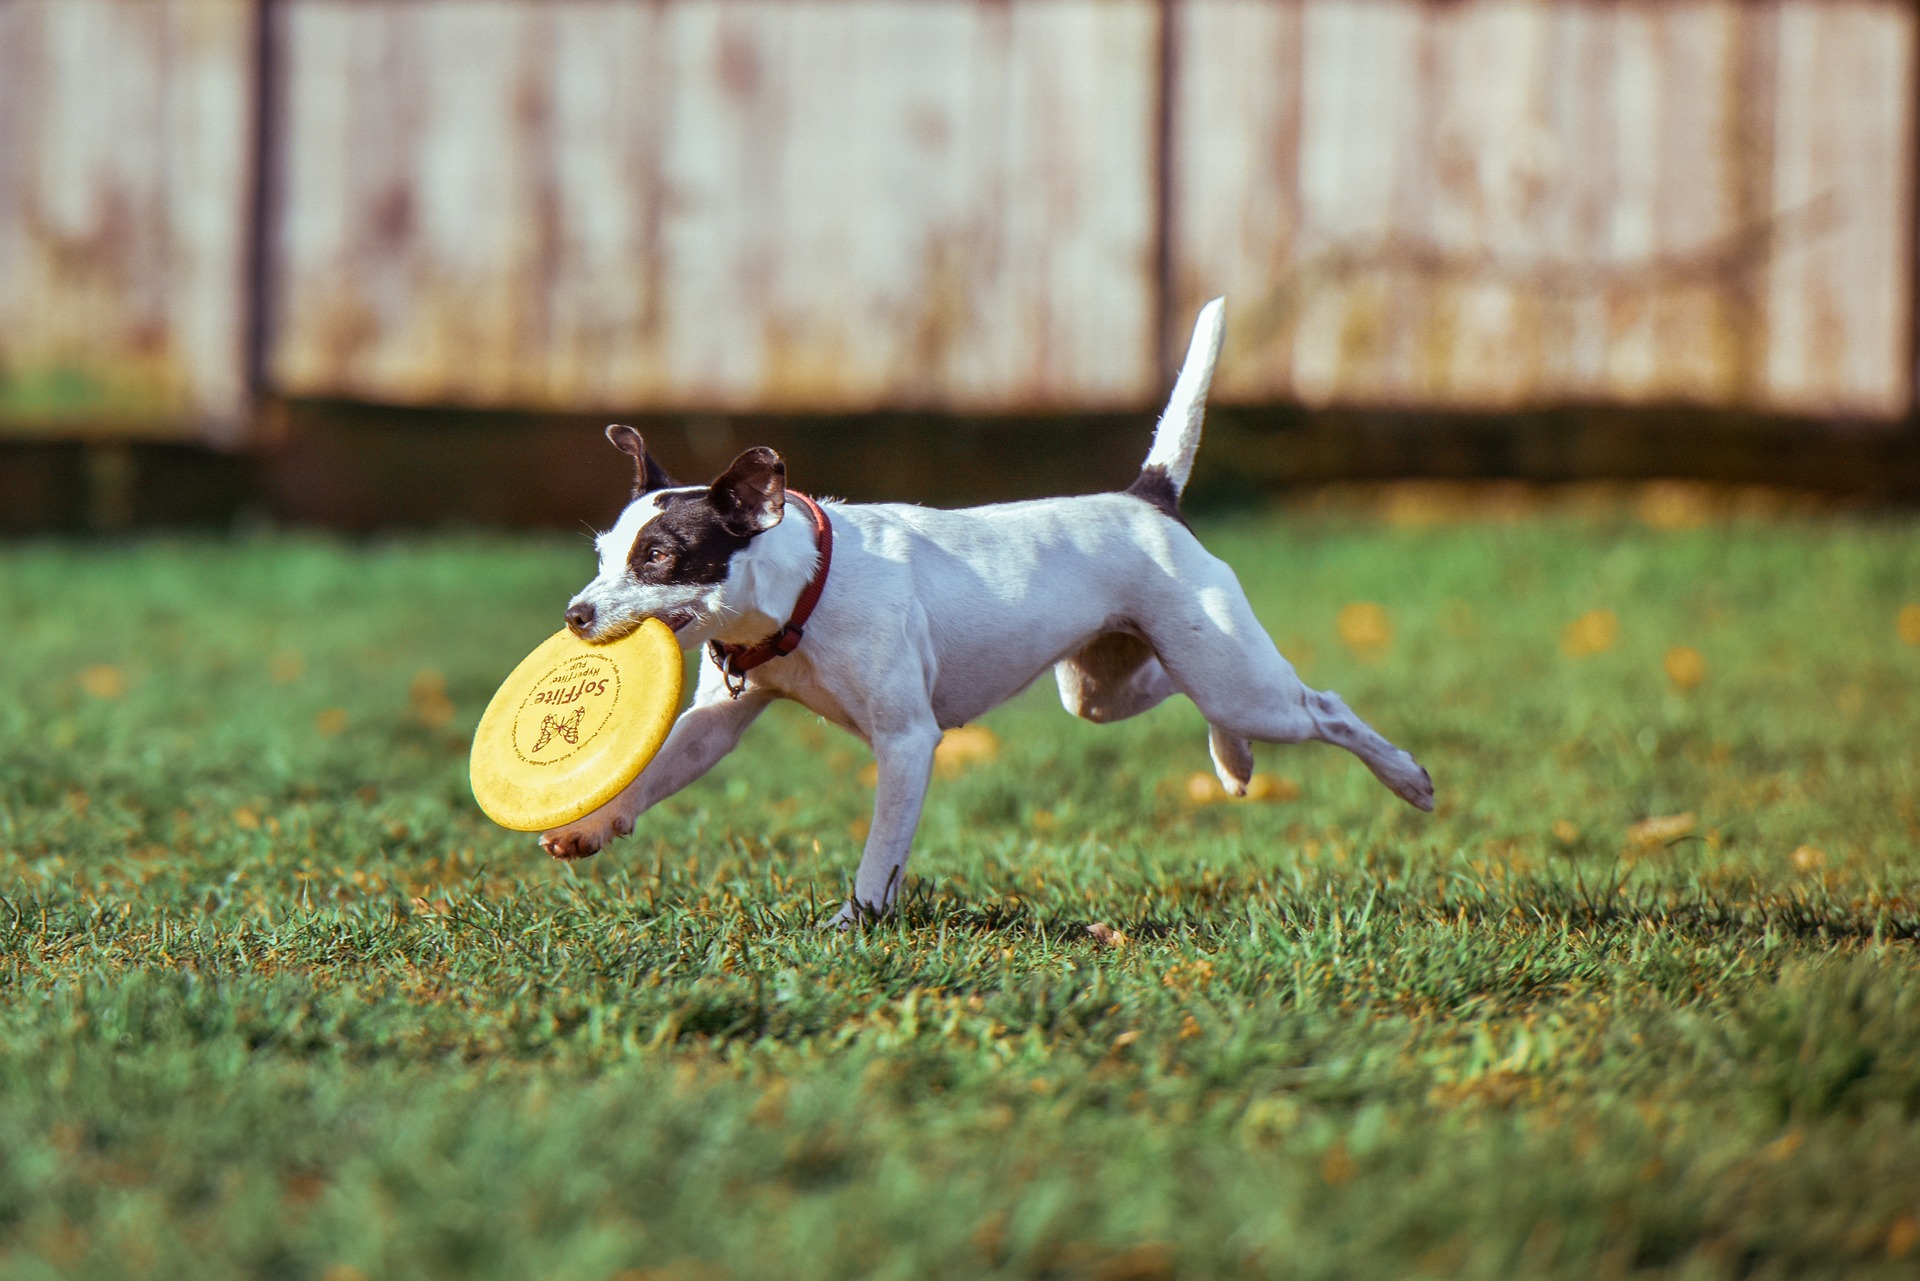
[821,897,889,930]
[539,811,634,861]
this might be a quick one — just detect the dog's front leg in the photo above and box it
[540,673,774,861]
[834,719,943,925]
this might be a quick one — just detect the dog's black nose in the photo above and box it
[565,602,596,635]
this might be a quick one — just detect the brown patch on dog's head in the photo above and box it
[618,446,789,591]
[606,424,679,496]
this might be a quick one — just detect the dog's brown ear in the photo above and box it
[708,446,786,536]
[605,424,678,496]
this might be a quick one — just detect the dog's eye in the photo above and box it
[646,546,672,566]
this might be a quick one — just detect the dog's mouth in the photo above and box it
[658,609,697,633]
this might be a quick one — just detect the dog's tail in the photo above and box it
[1133,298,1225,509]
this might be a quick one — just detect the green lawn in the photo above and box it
[3,503,1920,1280]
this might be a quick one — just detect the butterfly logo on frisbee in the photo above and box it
[529,706,587,753]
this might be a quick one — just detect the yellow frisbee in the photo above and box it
[469,619,684,832]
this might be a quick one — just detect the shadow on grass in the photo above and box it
[884,870,1920,949]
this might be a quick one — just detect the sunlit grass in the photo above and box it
[3,506,1919,1279]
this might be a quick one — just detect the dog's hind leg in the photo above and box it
[1059,631,1255,795]
[1147,578,1434,811]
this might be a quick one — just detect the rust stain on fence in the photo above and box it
[0,0,256,439]
[0,0,1914,436]
[267,0,1162,414]
[1172,0,1915,419]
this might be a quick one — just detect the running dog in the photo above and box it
[543,300,1434,923]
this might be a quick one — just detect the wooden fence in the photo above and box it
[1,0,1913,442]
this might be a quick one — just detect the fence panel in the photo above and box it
[0,0,255,440]
[1172,0,1915,418]
[268,0,1162,414]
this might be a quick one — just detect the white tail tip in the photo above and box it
[1142,298,1226,492]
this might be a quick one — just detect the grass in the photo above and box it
[3,500,1920,1279]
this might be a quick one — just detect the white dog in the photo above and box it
[543,301,1434,923]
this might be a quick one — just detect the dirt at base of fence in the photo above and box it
[3,400,1918,535]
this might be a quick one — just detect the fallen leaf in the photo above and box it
[1663,645,1706,691]
[233,807,261,831]
[410,669,456,728]
[1562,610,1619,658]
[1900,605,1920,646]
[80,664,126,699]
[1185,771,1225,804]
[1627,812,1696,850]
[1791,844,1826,873]
[1337,602,1393,654]
[1762,1128,1804,1163]
[282,1171,328,1205]
[1244,774,1301,802]
[1552,819,1580,843]
[1087,922,1128,948]
[315,708,349,736]
[935,725,1000,777]
[1090,1242,1174,1281]
[1320,1141,1358,1185]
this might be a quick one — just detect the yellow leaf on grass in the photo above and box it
[935,725,1000,777]
[1664,645,1706,691]
[233,807,261,831]
[1552,819,1580,843]
[1185,772,1299,805]
[80,664,126,699]
[315,708,349,736]
[1561,610,1618,658]
[410,669,456,728]
[1185,772,1225,804]
[1244,774,1302,802]
[1627,812,1696,850]
[1791,845,1826,873]
[1899,604,1920,646]
[1337,602,1393,655]
[1320,1141,1358,1185]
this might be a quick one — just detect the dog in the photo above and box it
[542,300,1434,923]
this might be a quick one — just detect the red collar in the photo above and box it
[708,491,833,698]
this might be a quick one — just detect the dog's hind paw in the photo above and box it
[1396,762,1436,812]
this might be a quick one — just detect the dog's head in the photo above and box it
[564,424,787,646]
